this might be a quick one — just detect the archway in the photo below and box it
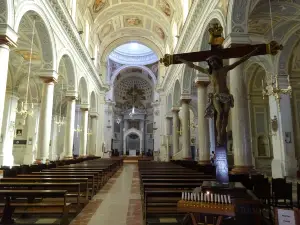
[123,128,143,155]
[247,63,272,175]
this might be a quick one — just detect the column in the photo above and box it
[139,119,144,153]
[172,107,180,154]
[181,99,191,159]
[79,105,89,157]
[195,79,210,164]
[49,117,58,161]
[36,72,58,163]
[0,27,18,135]
[270,95,297,178]
[0,93,19,166]
[165,116,172,162]
[23,104,40,165]
[229,58,253,173]
[63,92,77,159]
[89,112,98,156]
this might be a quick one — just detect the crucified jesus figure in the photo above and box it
[178,48,259,146]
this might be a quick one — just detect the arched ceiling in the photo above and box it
[77,0,183,56]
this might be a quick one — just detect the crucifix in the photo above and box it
[160,24,282,181]
[160,24,283,147]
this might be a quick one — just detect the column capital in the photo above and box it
[39,70,58,83]
[180,98,191,104]
[65,90,78,100]
[195,77,210,87]
[223,33,251,48]
[90,111,99,118]
[171,107,180,112]
[80,104,89,111]
[0,24,18,47]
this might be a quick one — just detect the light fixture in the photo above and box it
[74,108,82,137]
[16,18,36,125]
[55,80,65,132]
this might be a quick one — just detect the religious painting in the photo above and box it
[155,26,165,40]
[93,0,107,13]
[158,0,172,17]
[16,129,22,136]
[124,16,142,27]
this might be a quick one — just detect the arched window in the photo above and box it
[172,22,178,49]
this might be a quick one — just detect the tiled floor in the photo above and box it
[71,164,143,225]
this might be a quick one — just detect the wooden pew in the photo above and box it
[0,178,90,198]
[17,174,95,197]
[0,190,69,225]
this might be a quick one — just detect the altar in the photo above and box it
[129,149,137,156]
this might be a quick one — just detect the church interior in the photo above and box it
[0,0,300,224]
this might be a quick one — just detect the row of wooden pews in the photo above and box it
[0,157,122,225]
[139,161,216,224]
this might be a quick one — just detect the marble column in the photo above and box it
[49,118,58,161]
[229,58,253,173]
[36,73,58,163]
[23,104,40,165]
[0,27,18,135]
[139,119,145,153]
[0,93,19,166]
[165,116,172,161]
[181,99,191,159]
[270,94,297,178]
[79,105,89,157]
[172,107,180,154]
[63,92,77,159]
[195,79,210,164]
[89,112,98,156]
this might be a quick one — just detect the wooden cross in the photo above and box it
[160,24,283,67]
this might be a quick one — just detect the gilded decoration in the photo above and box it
[158,0,172,17]
[15,50,40,61]
[93,0,107,13]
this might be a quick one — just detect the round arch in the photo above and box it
[101,37,163,63]
[173,79,181,107]
[14,2,57,70]
[111,65,158,85]
[198,10,226,51]
[58,53,77,91]
[227,0,251,34]
[78,76,89,104]
[181,65,196,96]
[0,0,14,26]
[123,128,143,152]
[90,91,97,112]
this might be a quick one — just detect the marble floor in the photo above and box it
[70,164,143,225]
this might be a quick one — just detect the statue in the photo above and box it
[178,47,259,146]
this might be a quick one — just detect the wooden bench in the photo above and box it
[0,190,69,225]
[0,178,90,198]
[17,174,95,197]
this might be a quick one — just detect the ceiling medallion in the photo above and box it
[155,26,165,40]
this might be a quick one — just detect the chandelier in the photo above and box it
[55,80,65,132]
[262,74,292,106]
[16,18,36,125]
[129,84,136,118]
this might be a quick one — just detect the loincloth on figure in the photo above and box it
[204,93,234,118]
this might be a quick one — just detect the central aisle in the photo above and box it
[71,164,142,225]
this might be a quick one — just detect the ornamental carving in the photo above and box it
[93,0,107,13]
[158,0,172,17]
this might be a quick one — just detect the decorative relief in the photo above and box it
[93,0,107,13]
[154,26,165,40]
[157,0,172,17]
[124,16,142,27]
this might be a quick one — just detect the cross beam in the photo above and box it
[160,41,283,67]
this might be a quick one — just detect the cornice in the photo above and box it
[46,0,107,91]
[160,0,217,90]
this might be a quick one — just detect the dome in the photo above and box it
[109,43,158,65]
